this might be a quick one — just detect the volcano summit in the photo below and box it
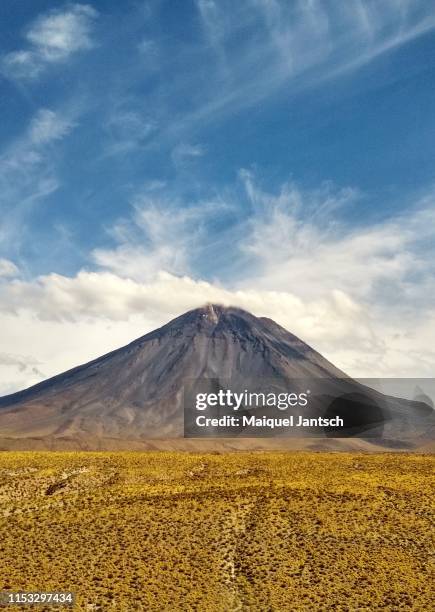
[0,305,432,449]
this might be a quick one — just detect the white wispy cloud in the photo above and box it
[103,109,156,157]
[196,0,225,44]
[238,171,435,304]
[1,4,98,80]
[29,109,76,144]
[196,0,229,69]
[171,143,205,167]
[93,194,227,281]
[0,108,77,251]
[154,0,435,139]
[137,38,159,70]
[0,259,19,278]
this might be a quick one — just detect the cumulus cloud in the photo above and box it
[0,271,373,392]
[0,266,433,395]
[1,4,97,79]
[0,174,434,392]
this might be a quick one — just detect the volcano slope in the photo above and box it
[0,305,432,449]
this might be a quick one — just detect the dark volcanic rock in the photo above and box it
[0,304,432,443]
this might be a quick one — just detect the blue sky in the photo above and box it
[0,1,435,391]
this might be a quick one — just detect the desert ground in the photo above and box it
[1,452,433,611]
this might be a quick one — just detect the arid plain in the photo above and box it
[1,451,433,611]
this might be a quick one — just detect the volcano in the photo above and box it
[0,304,432,449]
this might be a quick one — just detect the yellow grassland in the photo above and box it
[0,451,433,611]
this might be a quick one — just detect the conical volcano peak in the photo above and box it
[0,304,349,439]
[194,303,255,322]
[157,303,231,336]
[173,304,293,340]
[201,303,221,324]
[0,304,429,447]
[174,304,254,332]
